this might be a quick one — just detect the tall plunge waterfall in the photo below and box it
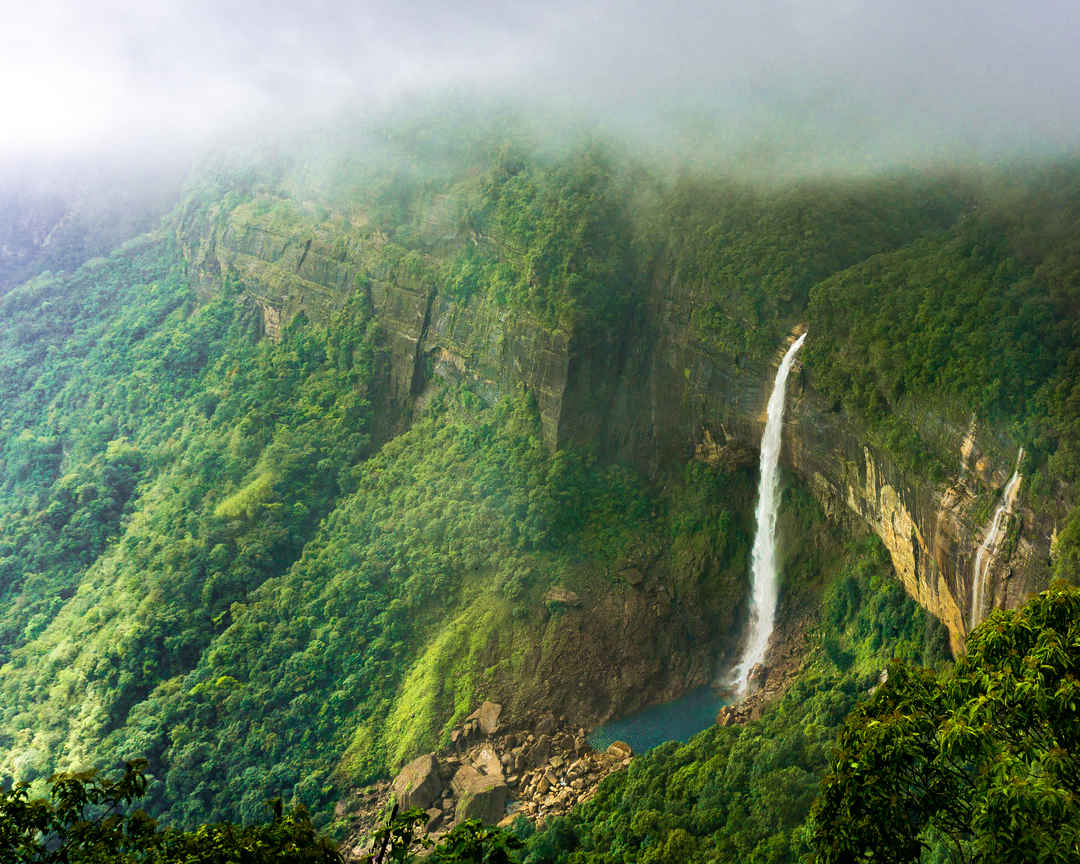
[732,332,806,696]
[969,447,1024,629]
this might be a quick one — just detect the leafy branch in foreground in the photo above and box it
[809,583,1080,864]
[360,805,523,864]
[0,759,341,863]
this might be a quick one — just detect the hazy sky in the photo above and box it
[3,0,1078,170]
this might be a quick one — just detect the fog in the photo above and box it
[3,0,1079,172]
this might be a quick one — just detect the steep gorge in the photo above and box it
[178,190,1058,657]
[2,156,1074,835]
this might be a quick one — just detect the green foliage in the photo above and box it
[432,143,642,328]
[805,166,1080,485]
[429,820,524,864]
[524,536,947,863]
[808,584,1080,864]
[655,176,967,359]
[0,760,341,862]
[1052,505,1080,584]
[360,807,523,864]
[359,807,431,863]
[0,241,376,821]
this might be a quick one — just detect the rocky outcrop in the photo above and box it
[452,765,508,824]
[782,397,1049,653]
[340,705,632,859]
[542,586,583,608]
[177,196,572,448]
[391,754,442,811]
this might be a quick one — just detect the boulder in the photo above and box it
[530,734,552,765]
[605,740,633,760]
[474,701,503,736]
[474,744,504,778]
[392,754,441,811]
[460,701,502,739]
[452,765,508,825]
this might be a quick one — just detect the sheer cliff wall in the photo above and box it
[177,201,1055,652]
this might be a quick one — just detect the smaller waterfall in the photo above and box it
[969,448,1024,629]
[732,332,806,697]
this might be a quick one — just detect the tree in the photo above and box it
[808,584,1080,863]
[360,806,523,864]
[0,760,342,863]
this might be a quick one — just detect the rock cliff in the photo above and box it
[567,274,1056,653]
[178,196,1055,652]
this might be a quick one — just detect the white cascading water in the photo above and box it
[969,447,1024,629]
[732,332,807,696]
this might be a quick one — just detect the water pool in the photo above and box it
[588,686,733,754]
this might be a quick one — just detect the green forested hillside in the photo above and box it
[0,214,753,826]
[1,136,1078,857]
[805,167,1080,489]
[0,235,377,811]
[652,175,969,359]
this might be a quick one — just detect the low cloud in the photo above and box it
[3,0,1078,172]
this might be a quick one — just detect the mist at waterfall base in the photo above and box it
[732,332,807,696]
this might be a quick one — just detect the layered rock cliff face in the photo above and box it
[783,387,1048,653]
[177,198,572,447]
[178,198,1055,652]
[568,269,1055,653]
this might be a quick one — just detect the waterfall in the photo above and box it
[732,332,806,696]
[969,447,1024,629]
